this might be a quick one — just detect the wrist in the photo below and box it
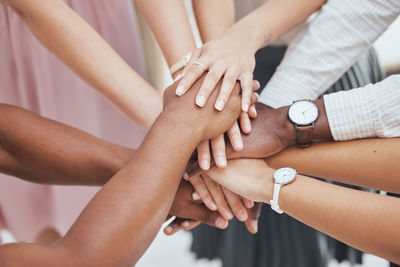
[156,111,202,148]
[274,106,296,143]
[260,164,275,203]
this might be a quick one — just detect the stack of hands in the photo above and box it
[162,68,298,236]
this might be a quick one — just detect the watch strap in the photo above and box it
[296,124,314,147]
[270,183,283,214]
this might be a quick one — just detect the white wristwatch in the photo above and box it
[270,167,297,214]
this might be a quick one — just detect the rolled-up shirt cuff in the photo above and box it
[323,84,376,141]
[258,75,317,108]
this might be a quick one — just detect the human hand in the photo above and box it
[163,73,242,142]
[189,174,254,221]
[197,82,259,170]
[204,159,274,203]
[165,180,229,235]
[165,187,262,235]
[174,28,258,113]
[186,103,295,177]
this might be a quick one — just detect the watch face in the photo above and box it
[288,100,319,126]
[273,167,297,185]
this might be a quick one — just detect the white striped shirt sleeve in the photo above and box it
[323,75,400,141]
[259,0,400,108]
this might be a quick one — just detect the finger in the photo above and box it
[164,218,184,235]
[227,122,243,152]
[196,65,226,108]
[202,175,233,220]
[240,111,252,134]
[250,91,259,105]
[175,48,202,84]
[245,202,262,234]
[248,104,257,119]
[190,176,217,211]
[197,140,211,171]
[242,198,255,209]
[214,69,239,111]
[239,72,254,112]
[222,187,248,222]
[185,204,228,229]
[252,80,260,91]
[181,220,201,231]
[176,56,208,97]
[211,134,227,168]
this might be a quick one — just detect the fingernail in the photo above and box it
[216,156,227,167]
[242,104,249,112]
[215,100,224,111]
[224,210,233,220]
[201,160,210,170]
[251,220,258,233]
[255,92,260,99]
[166,226,173,233]
[250,106,257,116]
[233,139,243,150]
[182,221,190,228]
[207,201,217,211]
[192,192,201,201]
[215,217,227,229]
[176,85,185,96]
[174,73,184,82]
[245,123,252,133]
[196,95,206,107]
[183,172,189,180]
[238,210,248,221]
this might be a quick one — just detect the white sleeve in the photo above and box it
[323,75,400,141]
[259,0,400,108]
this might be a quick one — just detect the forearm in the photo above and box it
[0,113,199,266]
[5,0,161,129]
[57,113,199,265]
[192,0,235,42]
[136,0,196,66]
[229,0,326,52]
[260,0,400,108]
[275,176,400,263]
[266,138,400,193]
[0,104,133,186]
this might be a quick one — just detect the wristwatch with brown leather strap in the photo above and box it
[287,100,319,147]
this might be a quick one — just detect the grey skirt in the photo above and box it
[190,46,384,267]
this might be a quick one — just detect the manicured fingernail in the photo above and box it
[176,85,185,96]
[183,172,189,180]
[166,226,173,233]
[207,201,217,211]
[255,81,260,89]
[215,100,224,111]
[174,73,184,82]
[233,139,243,150]
[216,156,227,167]
[192,192,201,201]
[238,210,248,221]
[196,95,206,107]
[201,160,210,170]
[215,217,228,229]
[182,221,190,228]
[242,104,249,112]
[251,220,258,233]
[224,210,233,220]
[255,92,260,99]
